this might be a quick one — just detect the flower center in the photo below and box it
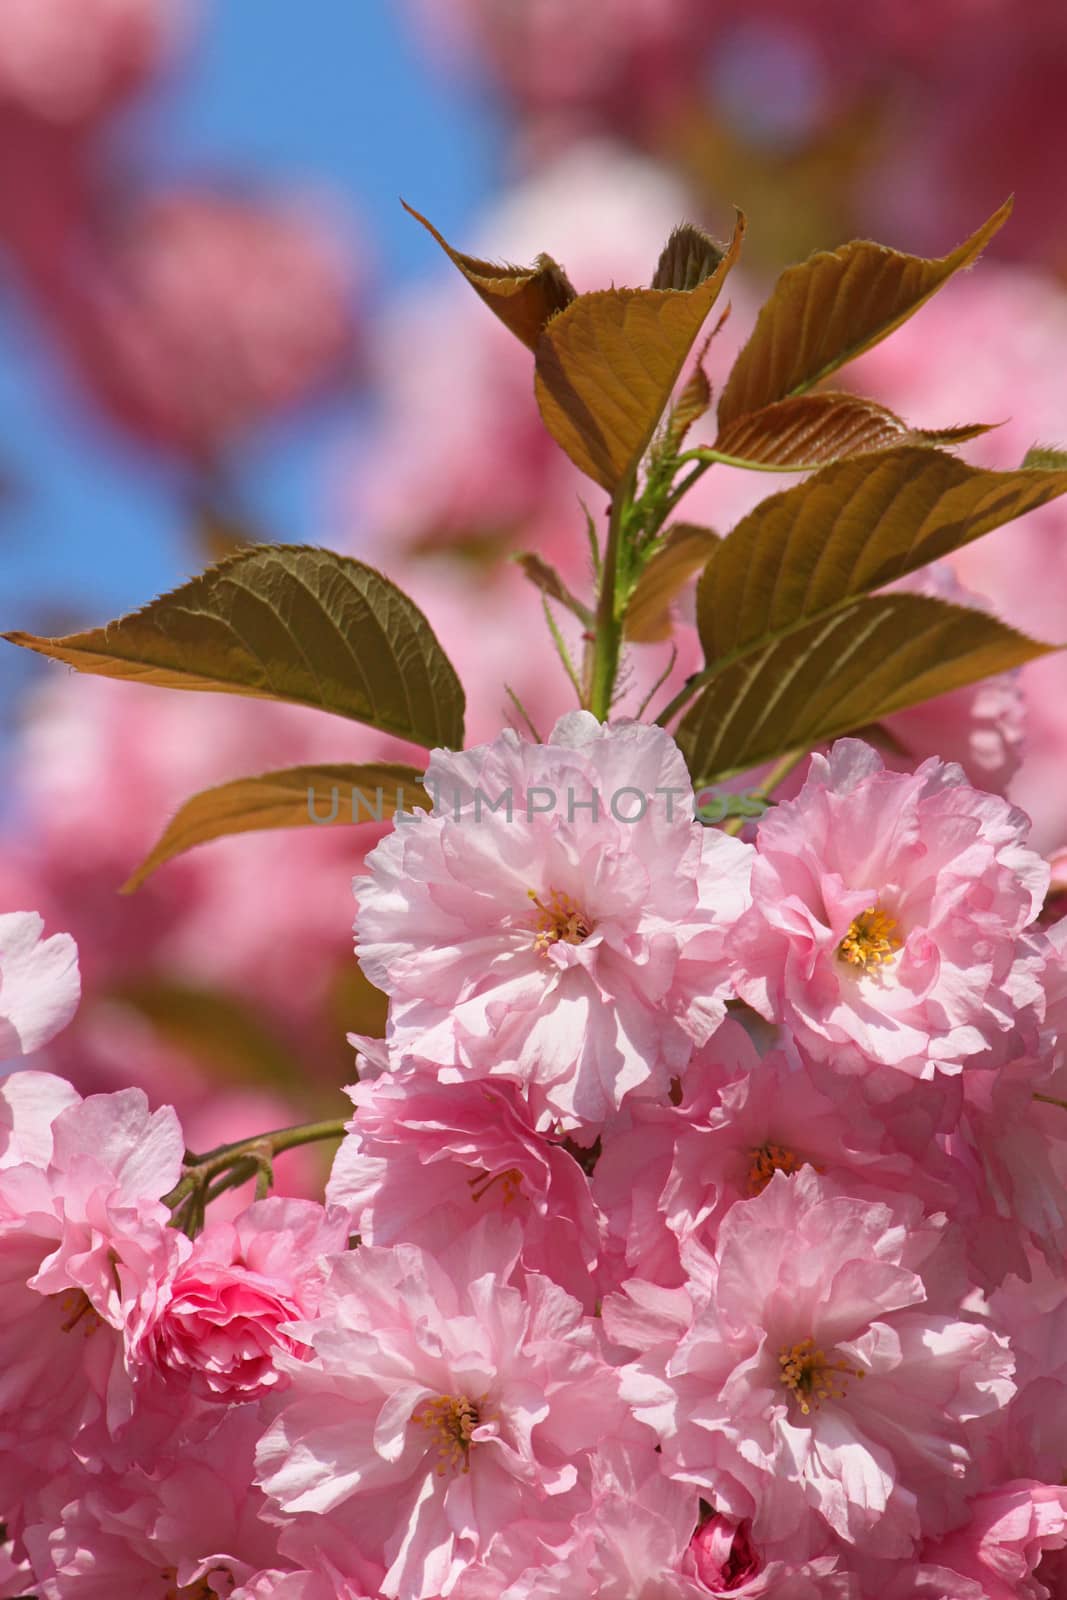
[746,1142,802,1196]
[837,906,901,972]
[778,1337,865,1415]
[56,1288,104,1338]
[467,1166,522,1205]
[413,1392,486,1475]
[528,887,592,956]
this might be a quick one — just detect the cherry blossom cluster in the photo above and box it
[3,714,1067,1597]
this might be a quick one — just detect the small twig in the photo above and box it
[635,645,679,720]
[541,597,584,701]
[505,685,544,742]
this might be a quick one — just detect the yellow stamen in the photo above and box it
[837,906,901,972]
[467,1166,523,1205]
[56,1288,103,1338]
[746,1142,802,1196]
[528,887,592,956]
[778,1336,865,1415]
[412,1392,487,1475]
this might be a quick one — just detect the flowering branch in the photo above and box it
[162,1117,348,1235]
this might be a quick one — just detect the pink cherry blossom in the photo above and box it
[0,1068,79,1167]
[0,1083,183,1536]
[478,1440,850,1599]
[593,1018,963,1295]
[731,738,1049,1079]
[0,909,79,1060]
[922,1481,1067,1600]
[609,1168,1013,1560]
[0,0,185,126]
[326,1074,601,1308]
[135,1196,347,1402]
[23,1406,285,1600]
[256,1218,630,1599]
[49,185,358,459]
[356,713,752,1130]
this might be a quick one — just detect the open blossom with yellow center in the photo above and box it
[746,1141,804,1196]
[56,1287,104,1338]
[412,1392,487,1475]
[467,1166,523,1205]
[836,906,902,972]
[528,887,593,956]
[356,713,754,1128]
[778,1336,865,1416]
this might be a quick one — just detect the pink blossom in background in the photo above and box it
[0,0,187,279]
[0,0,186,127]
[356,713,752,1130]
[0,908,79,1060]
[731,738,1049,1080]
[408,0,1067,264]
[42,186,358,460]
[850,262,1067,854]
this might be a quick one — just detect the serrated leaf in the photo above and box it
[718,200,1011,428]
[713,392,991,470]
[651,223,726,291]
[5,545,466,749]
[678,593,1051,783]
[695,446,1067,665]
[403,200,575,350]
[122,763,431,893]
[659,339,715,458]
[1022,444,1067,470]
[624,524,720,642]
[534,213,745,490]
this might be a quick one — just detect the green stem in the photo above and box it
[162,1116,348,1225]
[662,455,715,519]
[589,477,633,721]
[1034,1092,1067,1111]
[655,673,702,730]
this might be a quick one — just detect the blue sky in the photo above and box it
[0,1,502,711]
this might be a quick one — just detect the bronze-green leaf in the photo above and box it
[403,200,576,350]
[678,593,1052,783]
[514,553,593,625]
[122,762,431,892]
[695,446,1067,666]
[534,213,745,490]
[5,545,466,749]
[651,223,726,291]
[624,524,720,643]
[1022,444,1067,471]
[109,977,306,1090]
[713,392,991,470]
[718,200,1011,428]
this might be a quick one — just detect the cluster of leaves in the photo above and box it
[7,195,1067,882]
